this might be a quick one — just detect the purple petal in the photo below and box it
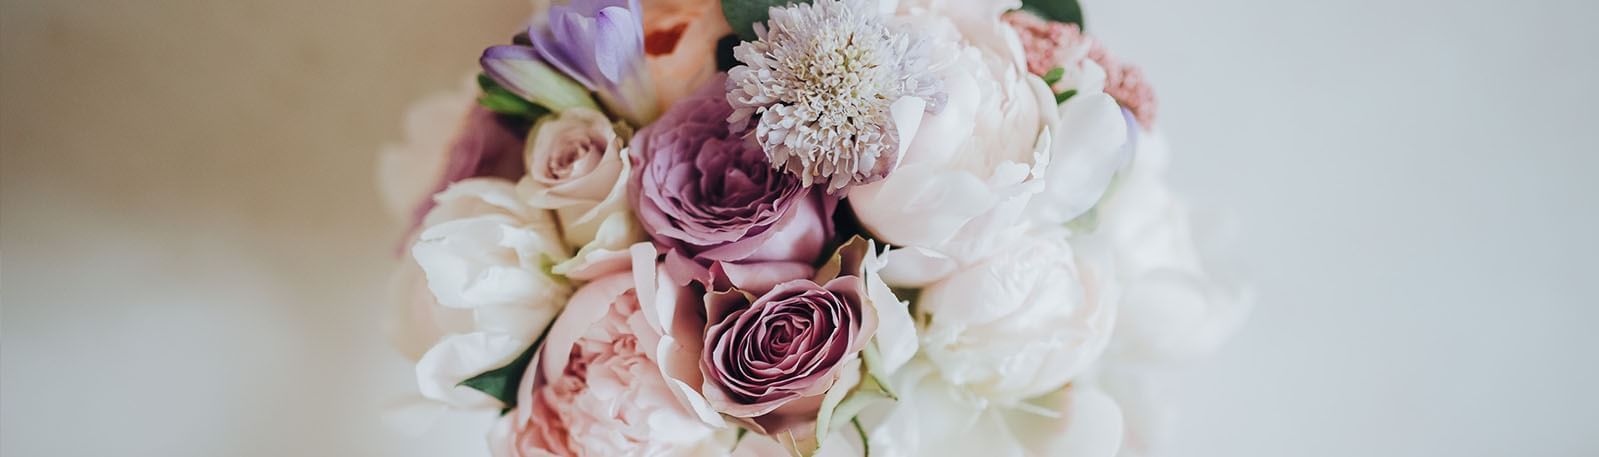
[479,45,545,100]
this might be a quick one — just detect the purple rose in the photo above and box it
[629,74,835,285]
[697,237,879,435]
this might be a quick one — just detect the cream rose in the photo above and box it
[523,107,643,279]
[848,0,1057,285]
[916,233,1117,403]
[410,178,574,408]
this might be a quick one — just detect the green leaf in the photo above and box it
[458,342,538,408]
[722,0,810,41]
[1042,67,1066,86]
[476,73,550,119]
[1020,0,1084,28]
[457,318,557,409]
[1055,89,1079,105]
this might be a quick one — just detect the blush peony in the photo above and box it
[490,270,728,457]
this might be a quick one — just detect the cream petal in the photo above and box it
[415,332,529,409]
[1031,92,1131,225]
[877,246,958,288]
[1002,386,1125,457]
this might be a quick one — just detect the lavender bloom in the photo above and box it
[629,75,835,287]
[481,0,659,126]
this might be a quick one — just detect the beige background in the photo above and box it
[3,0,1597,456]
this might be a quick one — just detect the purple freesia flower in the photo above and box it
[629,74,836,287]
[482,0,658,125]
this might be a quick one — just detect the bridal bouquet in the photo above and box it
[380,0,1247,456]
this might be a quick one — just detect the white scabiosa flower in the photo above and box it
[726,0,944,192]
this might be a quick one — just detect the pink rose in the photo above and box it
[700,274,875,435]
[649,237,917,439]
[490,270,723,457]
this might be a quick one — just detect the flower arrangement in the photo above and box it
[380,0,1247,456]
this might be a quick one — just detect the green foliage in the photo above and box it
[1020,0,1084,28]
[458,341,539,408]
[476,73,550,119]
[1055,89,1079,105]
[722,0,811,41]
[1042,67,1067,86]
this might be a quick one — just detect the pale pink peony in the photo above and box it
[490,272,723,457]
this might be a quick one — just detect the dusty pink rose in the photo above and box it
[628,74,835,286]
[490,272,721,457]
[696,237,880,435]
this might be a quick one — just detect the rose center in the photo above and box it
[547,134,606,181]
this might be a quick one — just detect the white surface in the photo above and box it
[2,0,1597,456]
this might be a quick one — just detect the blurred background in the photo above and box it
[2,0,1595,456]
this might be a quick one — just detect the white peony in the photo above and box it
[848,0,1057,285]
[916,233,1117,404]
[1087,134,1249,363]
[1074,133,1251,456]
[410,178,574,408]
[1029,90,1132,226]
[522,107,644,280]
[384,256,473,362]
[858,360,1124,457]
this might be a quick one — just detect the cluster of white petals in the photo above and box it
[409,179,573,409]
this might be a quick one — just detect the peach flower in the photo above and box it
[641,0,732,108]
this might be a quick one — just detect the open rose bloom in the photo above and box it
[381,0,1246,456]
